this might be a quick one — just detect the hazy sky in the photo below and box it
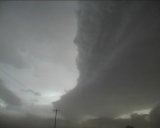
[0,1,78,111]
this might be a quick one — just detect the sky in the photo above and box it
[0,0,160,123]
[0,1,78,113]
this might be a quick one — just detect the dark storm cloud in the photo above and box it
[55,1,160,119]
[80,107,160,128]
[150,104,160,127]
[0,79,21,106]
[80,114,151,128]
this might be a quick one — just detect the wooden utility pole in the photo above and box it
[53,108,60,128]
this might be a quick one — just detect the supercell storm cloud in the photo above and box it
[0,1,160,128]
[55,1,160,119]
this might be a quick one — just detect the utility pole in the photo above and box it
[53,108,60,128]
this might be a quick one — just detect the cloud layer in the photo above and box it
[0,80,21,106]
[55,1,160,119]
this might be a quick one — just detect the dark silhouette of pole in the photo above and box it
[53,108,60,128]
[126,125,134,128]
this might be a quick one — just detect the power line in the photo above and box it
[0,68,26,89]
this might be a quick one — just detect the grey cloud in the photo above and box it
[0,79,21,106]
[55,1,160,119]
[80,107,160,128]
[150,104,160,127]
[21,89,41,96]
[0,1,77,69]
[0,104,160,128]
[80,114,151,128]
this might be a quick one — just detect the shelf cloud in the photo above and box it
[55,1,160,120]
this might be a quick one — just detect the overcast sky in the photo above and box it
[0,1,78,112]
[1,0,160,121]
